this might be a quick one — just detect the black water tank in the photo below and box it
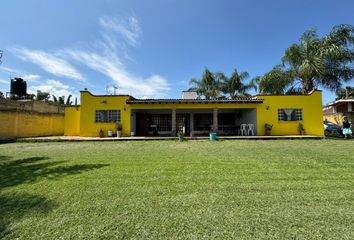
[10,78,27,96]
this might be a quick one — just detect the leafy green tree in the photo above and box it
[218,69,256,98]
[336,86,354,99]
[36,90,50,101]
[189,68,221,99]
[282,24,354,93]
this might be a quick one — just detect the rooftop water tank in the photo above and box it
[10,78,27,97]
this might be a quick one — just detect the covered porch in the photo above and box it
[130,108,257,137]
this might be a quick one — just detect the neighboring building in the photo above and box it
[323,99,354,126]
[64,90,324,137]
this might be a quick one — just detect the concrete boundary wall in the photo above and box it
[0,100,65,140]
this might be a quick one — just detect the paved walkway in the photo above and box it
[18,135,324,142]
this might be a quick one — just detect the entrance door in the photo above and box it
[176,114,190,136]
[136,114,149,136]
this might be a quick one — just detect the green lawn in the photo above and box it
[1,140,354,239]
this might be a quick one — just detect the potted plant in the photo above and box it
[116,121,122,138]
[209,127,216,141]
[265,123,273,136]
[298,122,306,135]
[99,129,104,138]
[108,129,113,137]
[178,130,184,142]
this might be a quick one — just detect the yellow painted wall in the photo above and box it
[64,107,80,136]
[0,112,16,140]
[257,91,324,136]
[323,113,343,125]
[65,90,324,137]
[0,111,64,140]
[79,91,131,137]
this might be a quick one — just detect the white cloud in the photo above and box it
[0,66,40,82]
[10,47,84,81]
[20,74,40,82]
[63,49,170,98]
[8,15,170,99]
[0,66,22,75]
[99,16,142,48]
[0,79,9,85]
[28,79,77,102]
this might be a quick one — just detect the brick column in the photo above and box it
[213,108,218,133]
[171,109,176,136]
[190,113,194,137]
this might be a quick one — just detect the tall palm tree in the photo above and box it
[189,68,221,99]
[255,65,295,95]
[218,69,256,99]
[282,25,354,93]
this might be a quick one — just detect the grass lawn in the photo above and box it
[1,140,354,239]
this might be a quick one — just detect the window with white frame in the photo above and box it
[278,109,302,121]
[95,110,121,123]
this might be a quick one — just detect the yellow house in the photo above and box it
[64,90,324,137]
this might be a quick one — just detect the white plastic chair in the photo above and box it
[239,124,247,136]
[247,124,254,136]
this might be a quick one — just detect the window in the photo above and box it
[95,110,121,123]
[194,114,213,131]
[150,115,171,131]
[278,109,302,121]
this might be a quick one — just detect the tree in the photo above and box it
[255,65,295,95]
[0,91,4,99]
[336,86,354,99]
[65,95,72,105]
[36,90,50,101]
[188,68,221,99]
[282,24,354,93]
[52,95,73,105]
[218,69,256,99]
[58,96,65,104]
[52,95,58,103]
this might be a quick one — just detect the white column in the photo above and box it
[130,110,136,136]
[213,108,218,133]
[171,109,176,136]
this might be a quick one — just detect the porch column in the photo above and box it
[171,108,176,136]
[190,113,194,137]
[213,108,218,133]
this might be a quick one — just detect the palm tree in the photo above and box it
[218,69,256,99]
[255,65,295,95]
[52,95,70,105]
[282,25,354,93]
[52,95,58,102]
[65,95,73,105]
[188,68,221,99]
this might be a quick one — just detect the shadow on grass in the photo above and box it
[0,155,108,190]
[0,192,58,238]
[0,155,109,238]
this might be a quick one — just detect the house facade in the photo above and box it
[64,90,324,137]
[323,99,354,126]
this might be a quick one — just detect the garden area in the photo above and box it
[1,140,354,239]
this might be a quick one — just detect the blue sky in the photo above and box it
[0,0,353,104]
